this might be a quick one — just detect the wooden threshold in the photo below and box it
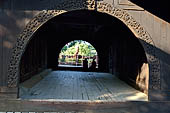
[0,99,170,112]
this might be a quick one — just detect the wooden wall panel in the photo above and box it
[2,15,13,86]
[2,35,9,86]
[0,11,8,86]
[0,0,11,10]
[0,10,38,86]
[160,23,170,90]
[0,12,3,86]
[139,11,154,39]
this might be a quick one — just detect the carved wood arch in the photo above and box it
[7,0,160,90]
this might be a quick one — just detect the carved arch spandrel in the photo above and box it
[7,0,160,90]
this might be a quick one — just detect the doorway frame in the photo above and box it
[7,1,160,98]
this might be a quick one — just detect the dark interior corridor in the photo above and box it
[19,10,149,100]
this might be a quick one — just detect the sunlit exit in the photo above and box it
[58,40,98,69]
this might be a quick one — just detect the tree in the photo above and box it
[59,40,97,64]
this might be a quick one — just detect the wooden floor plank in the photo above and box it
[20,71,147,101]
[87,73,106,100]
[76,73,82,100]
[90,73,112,101]
[83,73,96,100]
[79,74,88,100]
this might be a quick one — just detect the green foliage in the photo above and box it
[61,45,68,52]
[60,40,97,56]
[59,40,97,64]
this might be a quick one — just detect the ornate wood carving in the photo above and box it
[7,0,160,90]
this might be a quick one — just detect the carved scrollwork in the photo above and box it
[7,1,160,90]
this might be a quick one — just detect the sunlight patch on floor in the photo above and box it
[20,71,148,102]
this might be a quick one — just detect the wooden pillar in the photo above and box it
[122,39,127,77]
[33,38,36,73]
[35,37,39,71]
[112,41,117,75]
[45,39,47,68]
[40,39,44,69]
[115,39,121,76]
[30,41,33,73]
[41,39,44,68]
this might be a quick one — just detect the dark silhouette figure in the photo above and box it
[90,59,96,71]
[83,58,88,71]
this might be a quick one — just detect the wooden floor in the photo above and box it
[20,71,148,101]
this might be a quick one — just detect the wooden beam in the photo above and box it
[0,86,18,93]
[0,87,18,99]
[0,99,170,112]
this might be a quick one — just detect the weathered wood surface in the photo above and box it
[0,0,169,104]
[0,87,18,99]
[0,22,2,86]
[20,71,147,101]
[0,99,170,112]
[0,112,86,113]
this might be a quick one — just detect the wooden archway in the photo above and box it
[7,0,160,91]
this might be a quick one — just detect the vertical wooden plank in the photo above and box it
[113,0,119,6]
[167,24,170,54]
[160,21,167,52]
[1,11,18,86]
[0,11,8,86]
[139,11,154,42]
[128,10,141,24]
[160,22,170,90]
[0,11,3,86]
[153,16,161,47]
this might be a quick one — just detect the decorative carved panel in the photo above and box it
[7,0,160,90]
